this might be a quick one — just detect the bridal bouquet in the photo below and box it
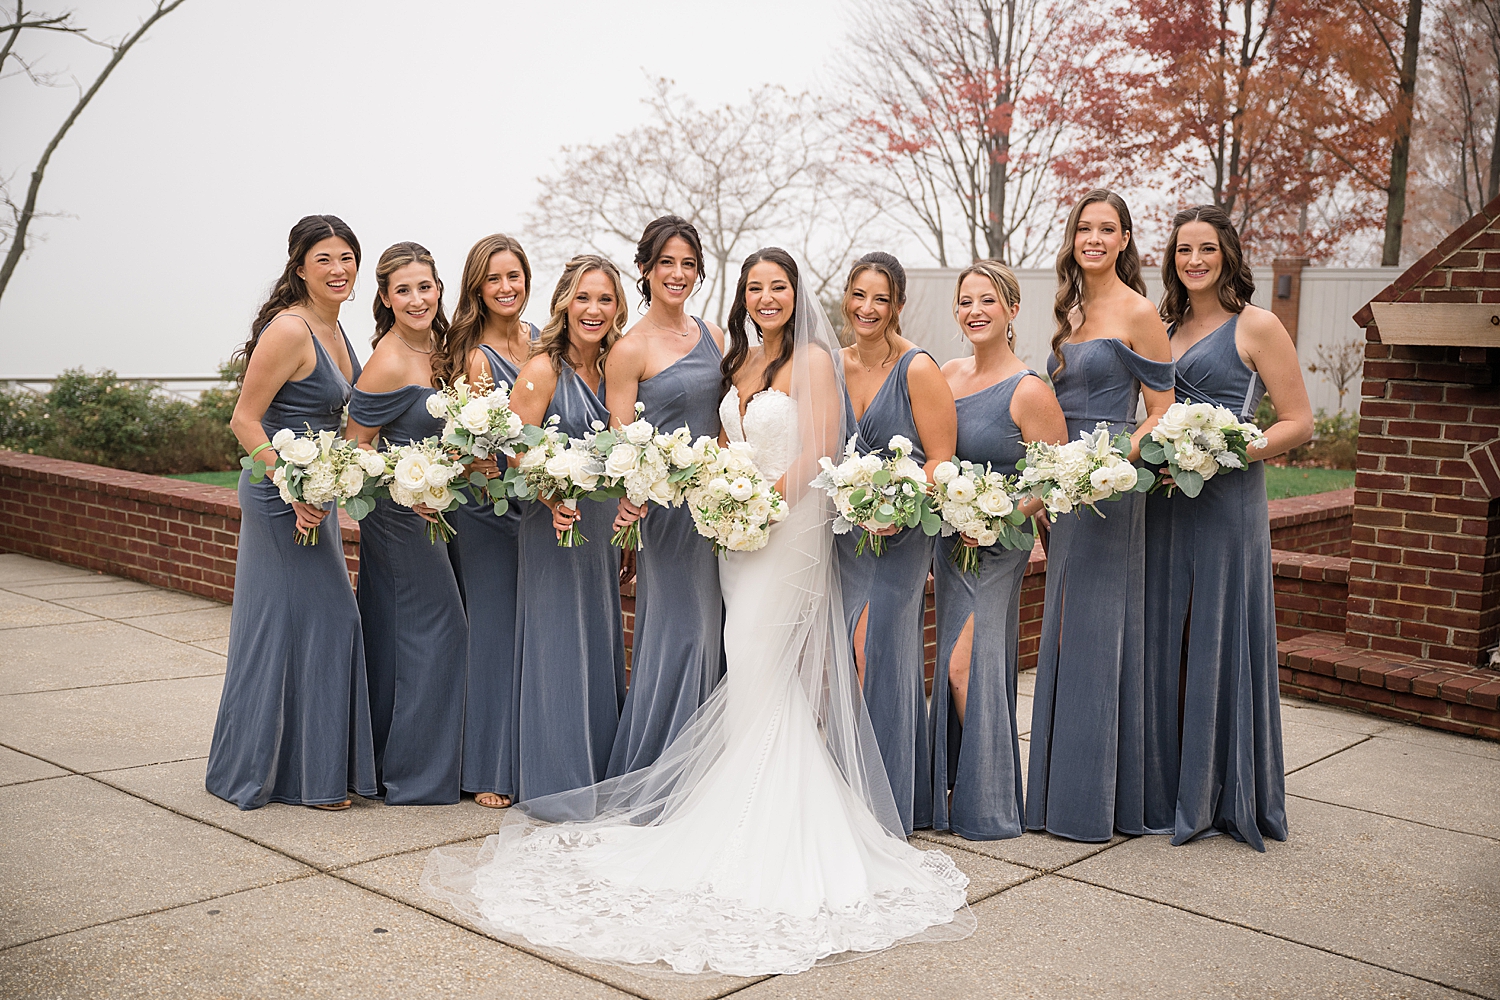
[591,403,686,550]
[247,426,384,545]
[811,434,940,556]
[429,373,529,516]
[1140,401,1266,497]
[930,460,1032,574]
[383,438,469,543]
[683,438,789,553]
[1016,422,1154,518]
[512,418,607,547]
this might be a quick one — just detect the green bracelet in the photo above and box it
[248,442,273,461]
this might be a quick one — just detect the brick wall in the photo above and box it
[1268,488,1353,555]
[1272,550,1350,636]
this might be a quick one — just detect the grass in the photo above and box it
[1264,466,1355,500]
[167,470,241,488]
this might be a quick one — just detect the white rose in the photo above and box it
[887,434,914,455]
[670,442,696,468]
[425,462,457,489]
[892,456,926,483]
[425,393,448,419]
[728,477,755,502]
[1108,462,1139,491]
[394,451,431,492]
[459,399,491,434]
[338,465,364,497]
[974,527,999,547]
[603,442,640,477]
[859,453,883,476]
[746,496,773,521]
[424,484,452,509]
[624,420,655,446]
[947,475,977,503]
[271,428,297,451]
[281,436,320,467]
[933,461,958,484]
[357,449,387,477]
[647,478,676,506]
[976,490,1014,517]
[518,446,548,470]
[1046,489,1073,515]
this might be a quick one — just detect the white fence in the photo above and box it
[902,267,1400,415]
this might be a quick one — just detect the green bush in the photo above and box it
[0,367,241,475]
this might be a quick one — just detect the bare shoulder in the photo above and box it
[1012,371,1058,406]
[354,339,408,392]
[804,344,838,381]
[1121,290,1171,357]
[905,349,950,393]
[939,357,969,379]
[702,319,727,353]
[516,354,558,392]
[1236,304,1291,344]
[254,313,316,356]
[608,327,651,366]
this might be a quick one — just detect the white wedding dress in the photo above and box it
[425,313,971,978]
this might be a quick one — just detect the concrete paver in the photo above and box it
[125,605,235,642]
[0,590,99,629]
[1281,718,1369,773]
[50,589,223,619]
[0,619,225,694]
[0,555,95,584]
[0,746,67,786]
[2,576,154,600]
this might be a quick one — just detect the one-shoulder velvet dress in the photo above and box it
[837,347,937,836]
[930,370,1038,840]
[206,325,378,809]
[515,365,626,801]
[349,383,468,805]
[1143,315,1287,850]
[451,330,537,802]
[607,319,725,778]
[1025,338,1175,841]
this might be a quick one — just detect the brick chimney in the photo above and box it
[1272,256,1309,345]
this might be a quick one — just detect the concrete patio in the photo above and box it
[0,550,1496,999]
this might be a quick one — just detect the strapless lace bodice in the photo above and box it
[720,385,798,485]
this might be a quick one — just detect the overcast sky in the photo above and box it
[0,0,851,375]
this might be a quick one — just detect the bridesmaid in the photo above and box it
[1024,189,1176,843]
[509,254,628,801]
[434,234,538,810]
[836,251,956,836]
[931,261,1067,840]
[1143,205,1312,849]
[346,242,467,806]
[606,216,726,777]
[207,214,377,810]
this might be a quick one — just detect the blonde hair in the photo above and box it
[537,254,627,376]
[952,260,1021,348]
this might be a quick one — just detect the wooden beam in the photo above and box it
[1371,302,1500,345]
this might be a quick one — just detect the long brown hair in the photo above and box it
[370,242,451,388]
[538,255,627,376]
[1158,204,1256,328]
[433,234,532,388]
[1051,189,1145,378]
[721,247,800,398]
[952,260,1021,349]
[840,251,907,363]
[234,214,361,376]
[633,215,706,305]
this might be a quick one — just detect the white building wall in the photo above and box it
[902,266,1399,415]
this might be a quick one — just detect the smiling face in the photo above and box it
[955,272,1017,349]
[1073,201,1129,274]
[483,250,528,320]
[381,261,441,334]
[745,261,795,338]
[1173,220,1223,295]
[844,268,896,342]
[567,269,620,348]
[297,236,358,306]
[644,235,699,309]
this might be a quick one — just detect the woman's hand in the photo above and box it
[468,456,501,479]
[290,501,328,536]
[542,494,581,537]
[958,531,981,548]
[411,502,440,525]
[614,497,646,532]
[868,523,901,537]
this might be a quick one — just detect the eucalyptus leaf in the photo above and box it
[492,498,509,516]
[1134,466,1155,492]
[872,470,892,486]
[1177,468,1204,497]
[1140,440,1165,464]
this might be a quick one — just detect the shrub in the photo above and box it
[1251,398,1356,469]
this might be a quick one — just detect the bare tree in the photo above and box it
[527,78,879,325]
[0,0,189,304]
[1307,336,1366,411]
[837,0,1082,266]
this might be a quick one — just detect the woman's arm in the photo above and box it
[906,352,957,479]
[1011,374,1069,518]
[509,356,576,535]
[1239,306,1314,461]
[1124,298,1175,459]
[605,331,649,529]
[344,342,407,447]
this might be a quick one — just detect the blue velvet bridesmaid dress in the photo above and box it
[607,319,724,778]
[451,328,537,803]
[348,383,468,805]
[1143,315,1287,850]
[206,324,378,809]
[1025,338,1175,842]
[515,365,626,801]
[836,347,936,836]
[930,371,1038,840]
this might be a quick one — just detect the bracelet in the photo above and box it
[248,442,273,461]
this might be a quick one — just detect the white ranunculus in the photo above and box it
[281,436,320,466]
[892,456,926,483]
[357,449,387,477]
[947,475,977,503]
[338,465,365,497]
[933,461,959,484]
[858,453,883,476]
[394,451,432,492]
[604,442,639,477]
[728,477,754,502]
[1107,462,1139,491]
[459,399,491,434]
[425,393,448,419]
[623,420,654,446]
[707,477,730,496]
[271,427,297,451]
[976,490,1014,517]
[1046,489,1073,515]
[887,434,914,454]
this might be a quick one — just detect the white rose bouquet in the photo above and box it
[430,373,529,516]
[682,438,789,554]
[810,434,940,556]
[1140,401,1266,497]
[1016,422,1154,518]
[590,402,684,550]
[511,417,608,547]
[382,437,469,543]
[248,426,378,545]
[929,459,1032,575]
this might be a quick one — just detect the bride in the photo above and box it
[423,248,973,977]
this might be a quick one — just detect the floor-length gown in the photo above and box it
[206,324,378,809]
[348,384,467,805]
[1025,338,1175,842]
[423,382,971,977]
[1143,315,1287,850]
[607,319,725,777]
[452,331,536,802]
[514,365,625,801]
[836,347,936,835]
[930,371,1036,840]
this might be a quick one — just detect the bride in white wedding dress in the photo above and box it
[423,248,972,977]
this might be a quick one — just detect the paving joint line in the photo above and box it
[0,673,226,698]
[1285,791,1500,843]
[1283,734,1374,776]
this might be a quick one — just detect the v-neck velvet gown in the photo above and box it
[836,347,936,836]
[515,365,627,801]
[348,383,468,805]
[607,320,725,778]
[1143,315,1287,851]
[206,326,378,809]
[1025,338,1175,842]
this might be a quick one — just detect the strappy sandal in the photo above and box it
[309,799,352,811]
[475,793,512,809]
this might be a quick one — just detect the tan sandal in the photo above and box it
[475,792,512,809]
[309,799,352,811]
